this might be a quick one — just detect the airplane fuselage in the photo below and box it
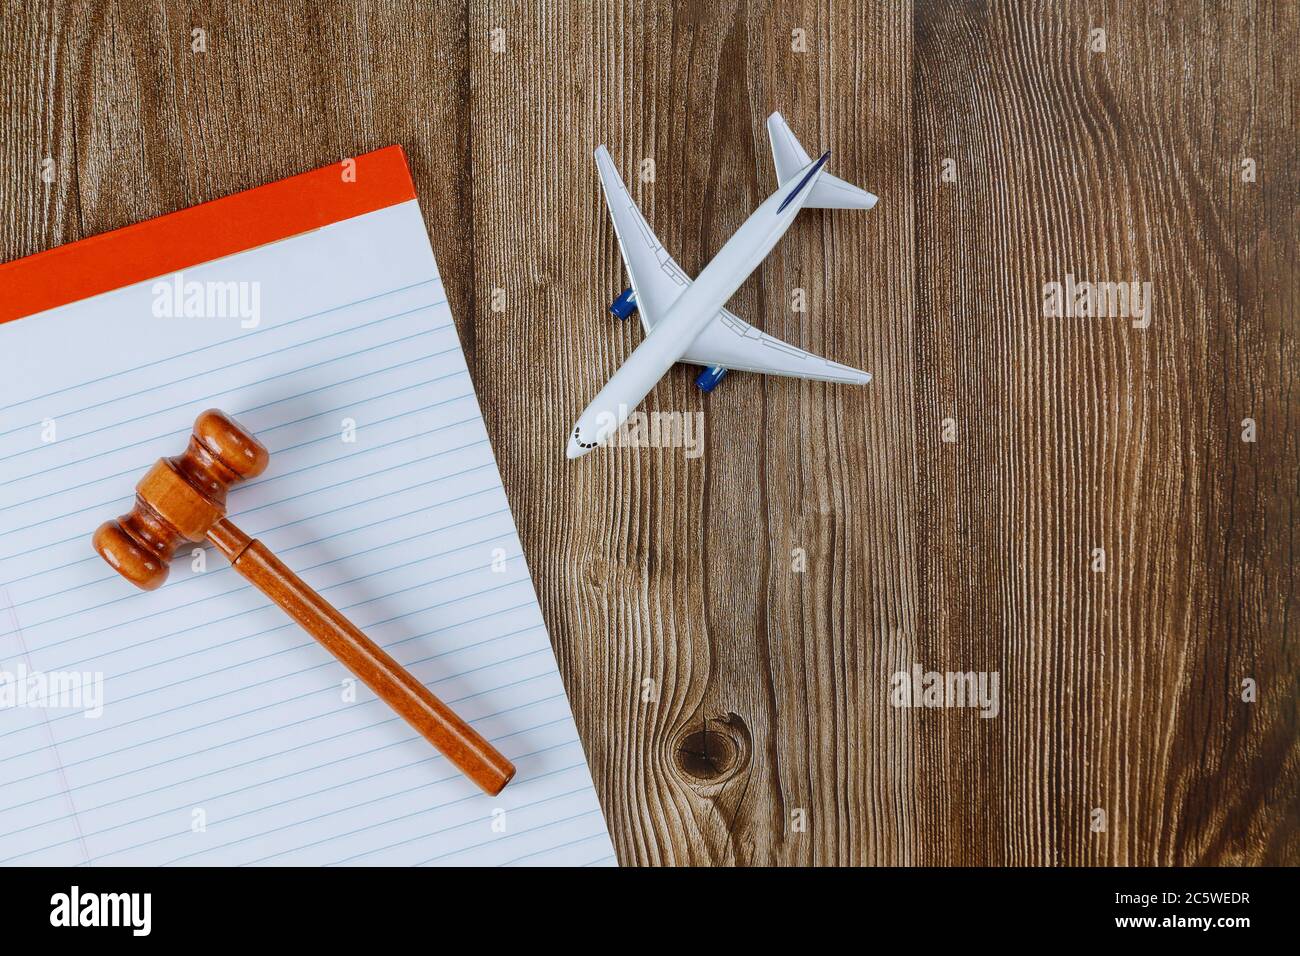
[568,158,828,456]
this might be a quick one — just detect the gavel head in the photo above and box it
[93,409,269,590]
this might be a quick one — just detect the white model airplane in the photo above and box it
[567,111,877,459]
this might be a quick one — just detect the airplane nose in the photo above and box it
[566,429,587,459]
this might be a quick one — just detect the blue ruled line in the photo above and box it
[0,312,450,473]
[0,277,440,414]
[0,297,448,440]
[0,639,554,820]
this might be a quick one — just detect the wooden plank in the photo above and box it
[1190,0,1299,866]
[912,0,1298,864]
[0,1,471,333]
[467,0,914,864]
[0,0,84,260]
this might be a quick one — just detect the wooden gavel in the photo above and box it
[92,409,515,795]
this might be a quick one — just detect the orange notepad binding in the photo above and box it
[0,146,417,325]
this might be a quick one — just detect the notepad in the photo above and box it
[0,147,615,866]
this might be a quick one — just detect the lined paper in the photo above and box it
[0,200,615,866]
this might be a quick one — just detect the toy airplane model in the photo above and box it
[567,111,877,459]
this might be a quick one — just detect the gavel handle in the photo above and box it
[206,518,515,795]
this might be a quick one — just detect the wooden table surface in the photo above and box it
[2,1,1296,865]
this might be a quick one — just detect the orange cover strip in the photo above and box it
[0,146,417,325]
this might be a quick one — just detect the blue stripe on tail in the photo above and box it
[776,151,831,214]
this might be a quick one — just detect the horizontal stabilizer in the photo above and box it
[805,172,878,209]
[767,112,812,184]
[766,112,877,209]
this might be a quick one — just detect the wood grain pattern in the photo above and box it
[1,0,1294,864]
[911,0,1299,865]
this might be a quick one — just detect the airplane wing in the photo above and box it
[594,144,871,386]
[594,145,691,334]
[681,308,871,384]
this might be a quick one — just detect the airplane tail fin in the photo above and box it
[767,112,813,184]
[766,112,878,210]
